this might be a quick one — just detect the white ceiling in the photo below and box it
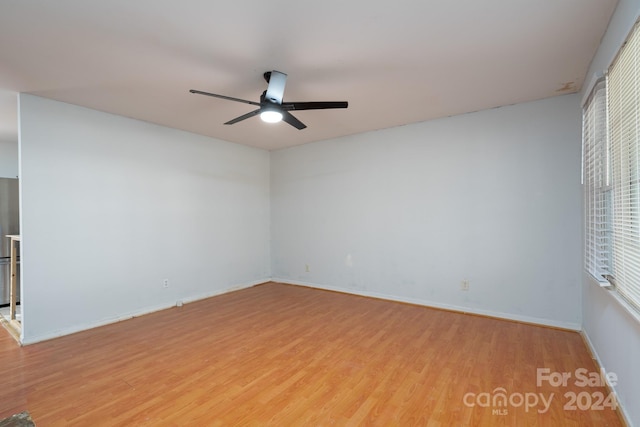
[0,0,617,150]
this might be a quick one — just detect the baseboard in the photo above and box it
[20,279,269,345]
[180,279,269,304]
[273,278,582,331]
[580,331,632,427]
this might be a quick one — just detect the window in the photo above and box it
[583,19,640,311]
[583,80,610,282]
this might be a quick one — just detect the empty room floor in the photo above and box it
[0,282,623,426]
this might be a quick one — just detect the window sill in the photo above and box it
[589,275,640,325]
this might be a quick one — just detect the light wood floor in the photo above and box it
[0,282,624,426]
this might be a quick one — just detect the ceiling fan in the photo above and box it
[190,70,348,130]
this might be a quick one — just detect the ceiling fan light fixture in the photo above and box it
[190,70,347,130]
[260,109,283,123]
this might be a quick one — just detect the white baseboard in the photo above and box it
[20,279,269,345]
[180,279,268,304]
[580,330,632,427]
[273,278,582,331]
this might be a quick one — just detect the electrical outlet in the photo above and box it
[461,280,470,291]
[305,264,310,273]
[163,279,169,288]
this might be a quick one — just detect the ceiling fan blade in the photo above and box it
[190,89,260,106]
[282,111,307,130]
[281,101,348,111]
[224,109,261,125]
[264,71,287,105]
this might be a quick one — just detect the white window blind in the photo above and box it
[583,80,610,282]
[607,19,640,310]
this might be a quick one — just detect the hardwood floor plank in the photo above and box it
[0,282,624,426]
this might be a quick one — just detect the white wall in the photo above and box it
[272,94,582,329]
[19,94,271,343]
[0,139,18,178]
[581,0,640,425]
